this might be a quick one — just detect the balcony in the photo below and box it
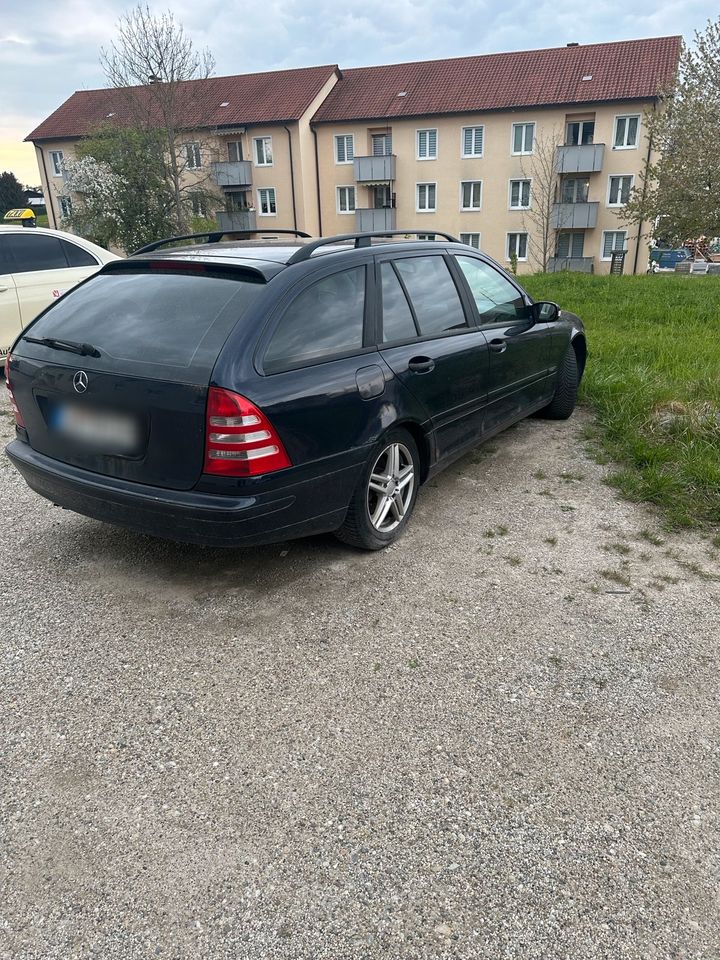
[210,160,253,188]
[354,155,396,182]
[217,209,257,231]
[550,201,599,229]
[555,143,605,174]
[547,257,595,273]
[355,207,396,232]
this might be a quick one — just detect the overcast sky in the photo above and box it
[0,0,707,186]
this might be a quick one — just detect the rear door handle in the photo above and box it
[408,356,435,374]
[488,339,507,354]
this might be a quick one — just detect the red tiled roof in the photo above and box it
[312,37,682,123]
[26,65,339,141]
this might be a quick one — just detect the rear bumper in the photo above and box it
[5,440,361,547]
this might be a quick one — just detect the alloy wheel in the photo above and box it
[366,441,415,533]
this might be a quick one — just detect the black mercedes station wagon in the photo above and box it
[4,230,586,550]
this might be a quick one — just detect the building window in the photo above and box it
[566,120,595,145]
[602,230,627,259]
[512,122,534,155]
[507,232,528,261]
[461,126,484,158]
[509,179,531,209]
[49,150,64,176]
[336,186,356,214]
[335,135,354,164]
[556,232,585,258]
[58,196,73,219]
[613,115,640,149]
[189,192,207,217]
[608,175,634,206]
[417,234,437,241]
[416,182,437,212]
[258,187,277,216]
[254,137,273,166]
[227,141,243,162]
[561,177,590,204]
[372,132,392,156]
[459,181,482,210]
[184,142,201,170]
[416,128,438,160]
[459,233,481,249]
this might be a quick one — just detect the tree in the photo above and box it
[62,126,177,253]
[622,17,720,244]
[519,127,562,272]
[0,171,25,218]
[100,4,217,234]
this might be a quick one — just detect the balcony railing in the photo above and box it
[217,209,257,231]
[355,207,397,232]
[550,201,599,229]
[547,256,595,273]
[210,160,253,188]
[354,155,396,182]
[555,143,605,174]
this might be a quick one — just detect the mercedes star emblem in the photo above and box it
[73,370,89,394]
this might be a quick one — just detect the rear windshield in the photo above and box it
[25,267,264,374]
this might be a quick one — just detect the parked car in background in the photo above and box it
[0,226,118,362]
[5,229,586,550]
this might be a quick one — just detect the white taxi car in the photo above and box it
[0,226,119,361]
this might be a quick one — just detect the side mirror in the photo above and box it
[532,301,560,323]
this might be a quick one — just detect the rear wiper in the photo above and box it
[23,336,101,358]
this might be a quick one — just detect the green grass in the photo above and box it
[522,274,720,529]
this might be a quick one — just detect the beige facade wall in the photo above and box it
[314,99,653,274]
[31,93,653,273]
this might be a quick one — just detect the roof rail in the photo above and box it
[133,228,312,256]
[285,229,460,266]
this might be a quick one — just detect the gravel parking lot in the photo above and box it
[1,389,718,960]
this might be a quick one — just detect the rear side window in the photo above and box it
[27,268,264,370]
[381,262,417,342]
[393,256,467,337]
[60,239,98,267]
[455,256,528,324]
[263,266,365,374]
[9,233,68,273]
[0,237,11,273]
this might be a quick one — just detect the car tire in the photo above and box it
[538,346,578,420]
[335,429,420,550]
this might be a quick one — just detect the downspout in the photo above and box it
[283,125,298,231]
[311,124,323,236]
[632,99,656,276]
[38,147,57,229]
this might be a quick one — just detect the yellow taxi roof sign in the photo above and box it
[3,208,36,221]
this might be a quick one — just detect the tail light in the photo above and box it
[4,354,25,428]
[204,387,291,477]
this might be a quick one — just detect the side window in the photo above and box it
[0,237,11,274]
[264,266,366,374]
[60,239,98,268]
[9,234,68,273]
[455,256,528,324]
[393,256,467,337]
[380,262,417,342]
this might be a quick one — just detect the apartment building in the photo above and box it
[25,65,341,238]
[26,36,681,273]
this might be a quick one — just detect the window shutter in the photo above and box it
[571,233,585,258]
[428,130,437,156]
[522,181,530,206]
[464,128,474,155]
[428,184,436,208]
[475,127,483,154]
[557,234,570,258]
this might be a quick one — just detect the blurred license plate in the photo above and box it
[52,404,140,455]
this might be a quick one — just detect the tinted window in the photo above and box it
[393,256,466,337]
[27,269,263,369]
[381,262,417,342]
[60,239,98,267]
[0,237,11,273]
[264,267,365,373]
[10,233,68,273]
[456,256,528,324]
